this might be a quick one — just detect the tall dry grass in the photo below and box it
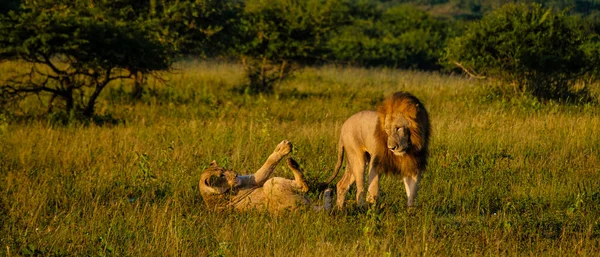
[1,60,599,256]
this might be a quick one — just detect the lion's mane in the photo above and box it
[374,92,430,176]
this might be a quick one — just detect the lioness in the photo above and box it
[324,92,430,208]
[199,140,332,212]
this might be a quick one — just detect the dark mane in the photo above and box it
[374,92,430,176]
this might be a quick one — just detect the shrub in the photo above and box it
[445,3,597,103]
[328,4,451,70]
[233,0,352,94]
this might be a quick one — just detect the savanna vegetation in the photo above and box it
[1,0,600,256]
[2,0,600,109]
[1,60,600,256]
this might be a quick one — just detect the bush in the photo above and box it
[445,3,597,103]
[233,0,352,94]
[328,4,451,70]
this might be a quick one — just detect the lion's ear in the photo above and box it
[210,160,218,167]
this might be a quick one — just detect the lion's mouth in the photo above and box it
[389,148,407,156]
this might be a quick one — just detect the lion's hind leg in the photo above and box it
[366,161,380,205]
[335,167,356,209]
[285,158,309,193]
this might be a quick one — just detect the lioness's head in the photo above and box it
[200,161,239,196]
[377,92,426,157]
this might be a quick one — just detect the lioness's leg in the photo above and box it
[366,161,380,205]
[251,140,292,186]
[403,174,420,207]
[313,188,334,212]
[286,158,309,193]
[323,188,333,211]
[262,177,310,212]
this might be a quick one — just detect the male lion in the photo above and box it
[324,92,430,208]
[199,140,332,213]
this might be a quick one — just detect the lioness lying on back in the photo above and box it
[199,140,332,213]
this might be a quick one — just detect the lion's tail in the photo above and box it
[316,141,344,191]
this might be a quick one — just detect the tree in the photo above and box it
[96,0,239,99]
[328,4,450,70]
[233,0,352,93]
[445,3,597,102]
[0,0,20,14]
[0,0,231,117]
[0,1,176,117]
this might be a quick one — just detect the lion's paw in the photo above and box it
[273,140,292,156]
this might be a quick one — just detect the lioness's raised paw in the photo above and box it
[273,140,292,156]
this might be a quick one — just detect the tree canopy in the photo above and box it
[445,3,597,102]
[0,0,599,118]
[232,0,353,93]
[0,1,173,117]
[0,0,233,118]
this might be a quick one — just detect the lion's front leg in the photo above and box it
[403,174,420,207]
[252,140,292,186]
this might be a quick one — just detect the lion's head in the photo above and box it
[199,161,239,208]
[375,92,430,175]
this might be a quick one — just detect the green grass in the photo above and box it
[1,60,599,256]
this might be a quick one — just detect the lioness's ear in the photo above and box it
[210,160,218,167]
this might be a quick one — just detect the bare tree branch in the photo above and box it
[453,61,487,79]
[41,53,68,76]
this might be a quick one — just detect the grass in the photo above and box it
[1,60,599,256]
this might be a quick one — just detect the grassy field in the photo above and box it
[1,61,599,256]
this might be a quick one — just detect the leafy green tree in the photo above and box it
[233,0,352,93]
[0,0,173,117]
[0,0,233,117]
[89,0,239,99]
[328,4,450,69]
[445,3,597,102]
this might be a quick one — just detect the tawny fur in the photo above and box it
[324,91,430,208]
[199,140,330,213]
[374,91,429,176]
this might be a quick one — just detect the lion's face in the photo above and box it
[383,114,412,156]
[201,161,240,195]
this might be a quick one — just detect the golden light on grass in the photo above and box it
[1,60,599,256]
